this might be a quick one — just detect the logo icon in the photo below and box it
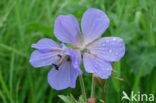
[121,91,130,101]
[121,91,154,102]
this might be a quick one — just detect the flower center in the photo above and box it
[53,55,71,70]
[81,48,91,54]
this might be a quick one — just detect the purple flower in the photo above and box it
[54,8,125,79]
[29,38,82,90]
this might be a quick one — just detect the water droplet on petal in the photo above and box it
[109,49,112,53]
[107,68,110,70]
[113,38,116,41]
[115,52,119,56]
[102,43,106,46]
[106,40,109,43]
[119,42,123,47]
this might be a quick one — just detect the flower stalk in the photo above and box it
[79,75,87,102]
[91,74,95,98]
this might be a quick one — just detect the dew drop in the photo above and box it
[106,40,109,43]
[113,38,116,41]
[119,42,123,47]
[115,52,119,56]
[109,49,112,53]
[102,43,106,46]
[106,68,110,70]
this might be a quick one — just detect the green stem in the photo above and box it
[90,74,95,98]
[79,75,87,103]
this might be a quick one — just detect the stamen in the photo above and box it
[67,57,71,62]
[53,64,59,70]
[57,54,62,58]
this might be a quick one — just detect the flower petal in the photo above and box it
[31,38,60,52]
[81,8,110,44]
[88,37,125,62]
[48,61,81,90]
[83,53,112,79]
[64,48,82,73]
[29,50,60,67]
[54,14,81,46]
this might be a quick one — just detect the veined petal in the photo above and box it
[29,50,60,68]
[64,48,82,73]
[88,37,125,62]
[54,14,81,46]
[48,61,81,90]
[83,53,112,79]
[31,38,60,52]
[81,8,110,45]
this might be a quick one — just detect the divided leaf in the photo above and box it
[127,46,156,76]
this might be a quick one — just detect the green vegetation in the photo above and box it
[0,0,155,103]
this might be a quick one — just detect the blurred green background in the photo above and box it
[0,0,156,103]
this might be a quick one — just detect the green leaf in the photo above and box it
[78,95,84,103]
[69,94,78,103]
[58,94,79,103]
[58,95,74,103]
[127,46,156,76]
[118,22,138,44]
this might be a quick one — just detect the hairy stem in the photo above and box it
[79,75,87,102]
[90,74,95,98]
